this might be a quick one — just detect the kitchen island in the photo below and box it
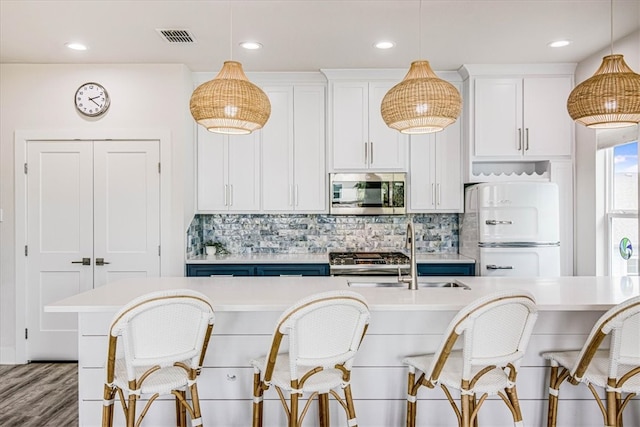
[47,275,640,427]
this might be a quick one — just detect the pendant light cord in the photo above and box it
[419,0,422,59]
[229,1,233,60]
[610,0,614,55]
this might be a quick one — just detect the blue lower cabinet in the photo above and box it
[417,263,475,276]
[186,264,255,277]
[186,263,329,277]
[255,264,329,276]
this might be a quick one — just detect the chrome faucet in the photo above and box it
[398,220,418,290]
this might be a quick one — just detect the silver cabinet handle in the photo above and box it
[517,128,522,151]
[71,258,91,265]
[485,220,513,225]
[370,142,373,165]
[226,374,237,381]
[525,128,530,151]
[295,185,299,207]
[229,184,233,206]
[224,184,229,206]
[431,183,435,206]
[486,265,513,270]
[96,258,110,266]
[437,183,441,206]
[364,142,368,164]
[289,184,293,207]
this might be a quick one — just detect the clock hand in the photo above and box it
[88,97,101,107]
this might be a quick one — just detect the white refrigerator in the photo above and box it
[459,182,561,277]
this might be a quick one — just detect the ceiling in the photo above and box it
[1,1,639,73]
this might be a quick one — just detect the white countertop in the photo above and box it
[46,275,639,313]
[185,253,475,264]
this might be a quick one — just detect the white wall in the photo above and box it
[0,64,195,363]
[574,30,640,275]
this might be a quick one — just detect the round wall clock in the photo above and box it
[74,82,110,117]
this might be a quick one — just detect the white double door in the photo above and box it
[26,140,160,360]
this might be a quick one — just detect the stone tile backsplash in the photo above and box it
[187,214,459,257]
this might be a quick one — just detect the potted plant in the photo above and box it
[204,240,229,256]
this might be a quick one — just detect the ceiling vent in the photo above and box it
[156,29,196,43]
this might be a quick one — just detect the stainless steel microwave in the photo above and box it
[329,173,406,215]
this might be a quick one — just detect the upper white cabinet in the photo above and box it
[473,76,573,158]
[459,64,576,182]
[409,115,462,212]
[261,84,326,212]
[196,127,261,212]
[327,79,408,171]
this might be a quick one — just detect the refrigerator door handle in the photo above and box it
[485,220,513,225]
[486,264,514,270]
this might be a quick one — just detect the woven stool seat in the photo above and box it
[102,289,215,427]
[251,290,370,427]
[542,295,640,427]
[404,290,538,427]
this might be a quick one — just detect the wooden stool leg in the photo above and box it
[174,390,186,427]
[406,370,417,427]
[344,384,358,427]
[461,380,472,427]
[318,393,330,427]
[252,372,264,427]
[190,382,204,427]
[506,385,524,424]
[547,366,561,427]
[127,383,137,427]
[606,378,618,427]
[290,391,299,427]
[101,386,116,427]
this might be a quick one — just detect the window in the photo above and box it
[606,140,638,276]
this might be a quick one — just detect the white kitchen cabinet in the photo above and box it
[473,75,573,159]
[409,116,462,212]
[197,127,260,212]
[261,84,326,212]
[330,81,407,171]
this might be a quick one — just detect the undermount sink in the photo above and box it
[348,280,470,290]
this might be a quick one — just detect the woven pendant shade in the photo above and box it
[190,61,271,134]
[567,54,640,129]
[381,60,462,134]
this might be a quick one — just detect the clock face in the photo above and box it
[74,82,110,117]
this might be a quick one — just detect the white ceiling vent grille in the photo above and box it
[156,29,196,43]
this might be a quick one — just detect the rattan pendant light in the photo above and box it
[567,0,640,129]
[189,4,270,134]
[381,1,461,134]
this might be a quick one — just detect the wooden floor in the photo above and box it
[0,362,78,426]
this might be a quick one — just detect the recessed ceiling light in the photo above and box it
[239,41,262,50]
[65,42,88,51]
[375,41,395,50]
[548,40,572,48]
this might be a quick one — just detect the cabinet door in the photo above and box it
[409,133,437,210]
[474,78,523,158]
[409,119,462,212]
[294,85,326,211]
[331,82,369,170]
[435,118,463,211]
[523,76,573,157]
[227,133,261,211]
[262,86,294,211]
[368,81,408,170]
[197,128,227,211]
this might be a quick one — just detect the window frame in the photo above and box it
[604,141,638,276]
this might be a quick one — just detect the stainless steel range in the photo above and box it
[329,251,410,276]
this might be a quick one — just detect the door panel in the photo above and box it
[93,141,160,288]
[27,141,94,360]
[26,140,161,361]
